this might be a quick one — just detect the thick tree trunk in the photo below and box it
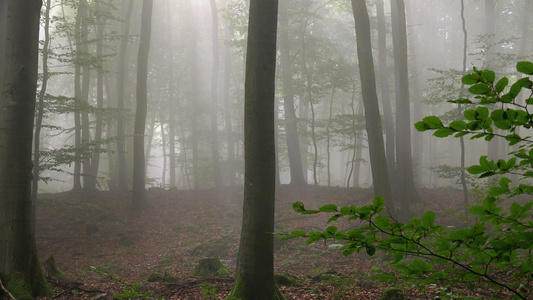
[228,0,284,299]
[391,0,421,216]
[351,0,395,214]
[117,0,134,192]
[0,1,53,298]
[131,0,153,210]
[279,2,306,186]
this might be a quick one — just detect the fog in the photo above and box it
[35,0,530,192]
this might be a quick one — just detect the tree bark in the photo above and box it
[209,0,223,188]
[132,0,153,210]
[279,1,306,186]
[391,0,421,215]
[376,0,396,188]
[222,0,236,186]
[116,0,134,192]
[33,0,52,200]
[0,0,53,298]
[228,0,284,298]
[351,0,395,214]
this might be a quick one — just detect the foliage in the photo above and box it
[285,62,533,299]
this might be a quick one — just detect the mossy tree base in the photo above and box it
[3,269,53,300]
[44,254,64,279]
[226,275,285,300]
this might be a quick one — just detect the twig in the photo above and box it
[0,278,16,300]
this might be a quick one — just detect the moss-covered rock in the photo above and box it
[309,270,352,287]
[380,287,405,300]
[146,272,164,282]
[192,257,230,277]
[274,273,300,287]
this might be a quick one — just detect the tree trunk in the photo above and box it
[0,1,53,298]
[131,0,153,210]
[86,0,108,190]
[166,2,177,188]
[79,0,92,189]
[376,0,396,188]
[33,0,52,200]
[117,0,134,192]
[222,0,236,186]
[391,0,421,216]
[73,1,84,191]
[351,0,395,215]
[189,0,200,189]
[279,1,306,186]
[209,0,223,188]
[228,0,284,298]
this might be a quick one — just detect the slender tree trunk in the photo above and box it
[189,0,200,189]
[352,101,363,188]
[166,3,177,188]
[279,1,306,186]
[222,1,236,185]
[459,0,469,220]
[209,0,223,188]
[33,0,52,200]
[131,0,153,210]
[485,0,499,161]
[376,0,396,188]
[228,0,284,298]
[0,1,53,297]
[144,110,156,173]
[326,88,335,187]
[87,0,108,190]
[117,0,134,192]
[80,0,92,189]
[352,0,395,215]
[161,121,167,186]
[73,2,84,191]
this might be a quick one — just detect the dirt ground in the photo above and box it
[23,185,509,299]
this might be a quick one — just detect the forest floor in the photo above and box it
[25,185,513,299]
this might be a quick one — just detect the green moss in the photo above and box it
[380,287,405,300]
[192,257,230,277]
[274,273,300,287]
[147,272,164,282]
[226,275,285,300]
[5,272,33,300]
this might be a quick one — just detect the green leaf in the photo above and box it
[292,201,306,212]
[464,109,477,121]
[421,116,443,129]
[374,215,390,228]
[449,120,467,131]
[462,73,480,84]
[422,211,436,228]
[434,128,455,138]
[469,83,491,95]
[517,61,533,75]
[494,77,508,93]
[481,70,495,83]
[476,107,489,121]
[467,165,486,175]
[373,196,384,207]
[290,230,306,237]
[319,204,338,212]
[365,245,376,256]
[414,121,428,132]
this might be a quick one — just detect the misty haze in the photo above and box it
[0,0,532,299]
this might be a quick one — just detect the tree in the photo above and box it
[209,0,223,188]
[227,0,284,298]
[390,0,421,215]
[350,0,395,215]
[132,0,153,210]
[0,0,53,298]
[116,0,134,192]
[279,0,306,186]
